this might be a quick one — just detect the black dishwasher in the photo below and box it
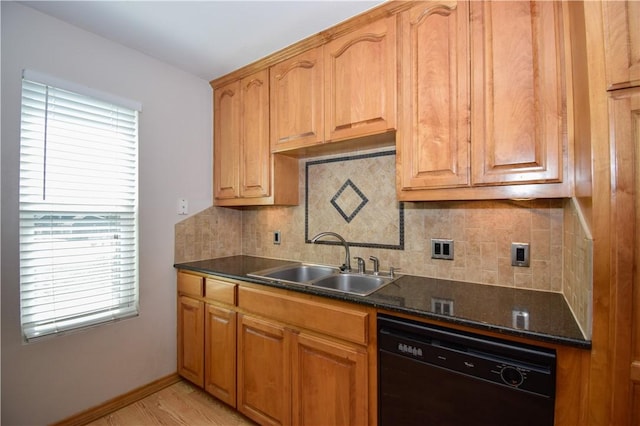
[378,314,556,426]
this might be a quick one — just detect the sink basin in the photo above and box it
[248,263,339,284]
[311,273,395,296]
[249,263,397,296]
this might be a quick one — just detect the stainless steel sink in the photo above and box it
[247,263,339,285]
[248,263,397,296]
[311,273,395,296]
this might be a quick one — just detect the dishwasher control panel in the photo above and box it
[378,314,557,398]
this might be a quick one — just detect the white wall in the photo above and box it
[1,3,212,424]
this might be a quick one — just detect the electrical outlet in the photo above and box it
[177,198,188,215]
[273,231,281,245]
[511,243,530,267]
[432,297,455,316]
[431,239,454,260]
[512,310,530,330]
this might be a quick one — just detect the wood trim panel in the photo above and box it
[238,286,369,345]
[205,278,237,305]
[51,374,181,426]
[568,0,594,225]
[608,85,640,426]
[397,180,571,201]
[271,154,299,205]
[177,271,204,297]
[632,361,640,383]
[582,1,618,424]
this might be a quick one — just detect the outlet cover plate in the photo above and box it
[431,238,454,260]
[511,242,530,267]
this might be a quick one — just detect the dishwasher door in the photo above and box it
[378,314,556,426]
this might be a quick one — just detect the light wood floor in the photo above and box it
[87,380,256,426]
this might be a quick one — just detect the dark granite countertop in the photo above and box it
[175,255,591,349]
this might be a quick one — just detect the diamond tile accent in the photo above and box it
[305,150,404,250]
[331,179,368,223]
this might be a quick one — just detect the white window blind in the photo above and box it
[19,73,140,341]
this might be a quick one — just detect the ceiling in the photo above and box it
[21,0,385,82]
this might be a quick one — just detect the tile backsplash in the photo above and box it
[240,151,565,291]
[305,151,403,249]
[175,150,593,337]
[563,199,593,337]
[174,205,242,262]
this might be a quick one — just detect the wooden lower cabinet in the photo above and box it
[237,313,292,426]
[204,304,237,407]
[178,274,589,424]
[177,295,205,387]
[177,273,239,407]
[236,285,371,426]
[291,332,368,426]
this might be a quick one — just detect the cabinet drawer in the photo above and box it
[205,278,237,305]
[177,272,203,297]
[238,286,369,345]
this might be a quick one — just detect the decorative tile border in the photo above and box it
[305,151,404,250]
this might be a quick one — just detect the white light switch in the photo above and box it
[177,198,188,215]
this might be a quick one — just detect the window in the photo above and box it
[19,70,141,341]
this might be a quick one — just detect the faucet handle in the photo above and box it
[389,266,400,278]
[369,256,380,275]
[353,256,366,274]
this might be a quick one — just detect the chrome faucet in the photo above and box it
[369,256,380,275]
[310,231,351,272]
[354,256,366,274]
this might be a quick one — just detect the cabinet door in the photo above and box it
[240,70,271,198]
[397,1,469,191]
[237,314,291,426]
[271,48,324,151]
[214,81,241,200]
[177,296,204,387]
[470,1,564,186]
[292,332,368,426]
[204,304,237,407]
[324,16,396,142]
[609,87,640,425]
[603,1,640,89]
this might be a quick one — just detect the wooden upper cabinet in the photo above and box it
[240,70,270,198]
[602,1,640,89]
[213,81,241,200]
[214,70,298,206]
[470,1,565,186]
[324,16,397,142]
[270,48,324,151]
[397,1,470,191]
